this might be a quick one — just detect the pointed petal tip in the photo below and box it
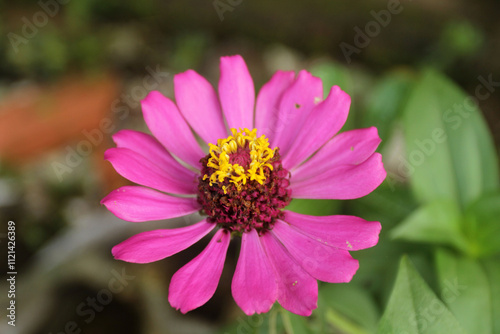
[103,147,115,161]
[173,69,198,83]
[281,300,317,317]
[109,130,123,146]
[220,54,244,63]
[140,89,162,104]
[111,245,120,258]
[341,260,360,283]
[375,152,388,182]
[329,84,348,96]
[240,302,275,316]
[368,125,380,137]
[111,244,129,262]
[175,305,190,314]
[294,306,315,317]
[365,220,383,249]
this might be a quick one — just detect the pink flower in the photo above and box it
[102,55,386,316]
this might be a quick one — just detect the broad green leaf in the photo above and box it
[462,192,500,257]
[391,200,468,253]
[377,256,467,334]
[435,249,492,334]
[402,70,499,208]
[348,184,421,305]
[482,258,500,334]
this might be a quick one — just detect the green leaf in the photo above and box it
[435,249,492,334]
[482,258,500,334]
[391,200,468,253]
[350,183,418,227]
[319,283,379,333]
[347,185,421,306]
[462,192,500,257]
[377,256,467,334]
[363,70,414,143]
[402,70,499,209]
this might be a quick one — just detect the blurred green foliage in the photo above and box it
[217,62,499,333]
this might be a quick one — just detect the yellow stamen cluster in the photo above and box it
[203,128,275,193]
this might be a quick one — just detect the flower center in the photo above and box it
[197,128,291,234]
[202,128,275,192]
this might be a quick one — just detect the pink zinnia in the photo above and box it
[102,55,386,316]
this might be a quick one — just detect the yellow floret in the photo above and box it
[204,128,275,193]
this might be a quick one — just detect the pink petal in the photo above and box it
[101,186,200,222]
[270,70,323,157]
[290,153,386,199]
[219,55,255,130]
[260,231,318,316]
[232,229,277,315]
[112,219,215,263]
[284,210,381,251]
[174,70,227,145]
[282,86,351,170]
[292,127,382,182]
[272,220,359,283]
[141,91,205,169]
[169,229,230,313]
[112,129,195,177]
[255,70,295,140]
[105,147,197,195]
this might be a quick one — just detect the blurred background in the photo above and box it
[0,0,499,333]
